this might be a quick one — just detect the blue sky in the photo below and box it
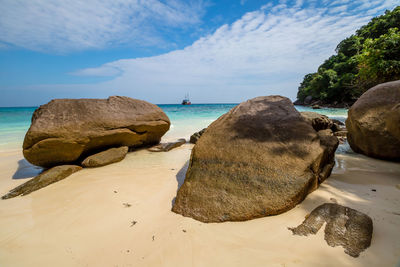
[0,0,398,106]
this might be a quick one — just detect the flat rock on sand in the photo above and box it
[148,139,186,152]
[172,96,338,222]
[346,80,400,161]
[2,165,82,199]
[289,203,373,258]
[23,96,170,167]
[81,146,128,167]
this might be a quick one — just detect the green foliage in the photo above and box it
[357,28,400,87]
[296,6,400,105]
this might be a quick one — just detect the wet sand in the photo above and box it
[0,142,399,266]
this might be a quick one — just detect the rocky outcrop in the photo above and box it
[289,203,373,258]
[331,119,345,132]
[81,146,128,167]
[317,130,339,182]
[301,112,333,131]
[172,96,338,223]
[190,128,206,144]
[148,138,186,152]
[2,165,82,199]
[301,112,346,144]
[304,96,313,105]
[312,104,321,109]
[346,80,400,161]
[23,96,170,167]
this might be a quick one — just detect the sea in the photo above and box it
[0,104,348,151]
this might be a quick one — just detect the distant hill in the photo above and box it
[295,6,400,107]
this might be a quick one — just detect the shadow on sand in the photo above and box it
[171,160,189,207]
[12,159,43,179]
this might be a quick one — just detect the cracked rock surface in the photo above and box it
[289,203,373,257]
[23,96,170,167]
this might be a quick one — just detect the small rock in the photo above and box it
[148,139,186,152]
[190,128,207,144]
[301,112,333,131]
[130,220,137,227]
[334,131,348,137]
[312,104,321,109]
[289,203,373,257]
[123,203,132,208]
[82,146,128,168]
[182,229,187,233]
[331,119,345,126]
[371,189,376,192]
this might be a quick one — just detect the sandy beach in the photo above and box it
[1,1,400,266]
[0,135,399,267]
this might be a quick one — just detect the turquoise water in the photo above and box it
[0,104,348,150]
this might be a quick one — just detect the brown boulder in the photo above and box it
[82,146,128,167]
[301,111,333,131]
[346,80,400,161]
[172,96,338,223]
[2,165,82,199]
[23,96,170,167]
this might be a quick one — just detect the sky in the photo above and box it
[0,0,398,106]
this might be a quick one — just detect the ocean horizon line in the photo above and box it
[0,103,242,109]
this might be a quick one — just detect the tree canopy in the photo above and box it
[296,6,400,106]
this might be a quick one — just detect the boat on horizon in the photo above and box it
[181,94,191,105]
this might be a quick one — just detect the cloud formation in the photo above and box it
[1,0,398,106]
[0,0,206,52]
[70,0,398,103]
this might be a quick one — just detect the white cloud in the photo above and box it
[0,0,206,52]
[63,0,399,104]
[70,63,122,77]
[2,0,399,105]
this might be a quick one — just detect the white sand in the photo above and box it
[0,142,400,266]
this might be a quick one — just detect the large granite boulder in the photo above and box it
[23,96,170,167]
[172,96,338,223]
[81,146,128,167]
[2,165,82,199]
[346,80,400,161]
